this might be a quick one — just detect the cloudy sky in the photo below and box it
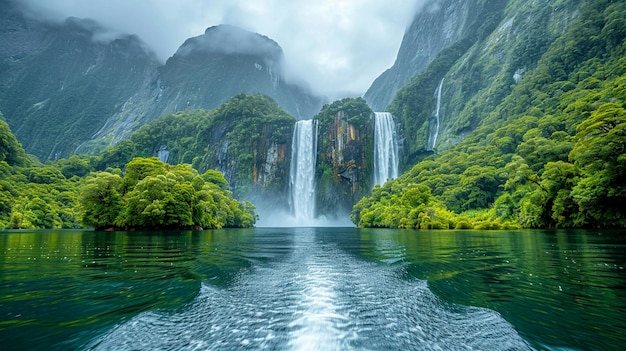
[20,0,426,99]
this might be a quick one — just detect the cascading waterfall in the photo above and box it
[373,112,399,186]
[427,77,444,151]
[289,119,318,222]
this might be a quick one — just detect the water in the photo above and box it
[427,78,444,151]
[1,229,625,351]
[373,112,399,186]
[289,120,318,223]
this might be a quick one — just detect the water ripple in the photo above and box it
[89,234,533,351]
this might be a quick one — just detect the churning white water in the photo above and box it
[289,120,318,224]
[373,112,399,186]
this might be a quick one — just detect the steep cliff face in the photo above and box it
[0,1,159,160]
[380,0,582,168]
[198,98,294,201]
[314,98,373,217]
[0,3,325,160]
[352,0,626,230]
[363,0,473,111]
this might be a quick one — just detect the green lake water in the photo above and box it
[1,228,624,350]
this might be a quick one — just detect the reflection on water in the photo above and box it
[90,229,530,351]
[346,229,626,351]
[1,228,625,350]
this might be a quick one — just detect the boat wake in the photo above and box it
[89,230,533,350]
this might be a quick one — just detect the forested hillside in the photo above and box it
[96,94,295,202]
[352,0,626,229]
[0,111,255,230]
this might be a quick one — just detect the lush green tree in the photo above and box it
[79,157,256,230]
[569,103,626,226]
[122,157,168,192]
[79,172,124,229]
[0,115,29,167]
[54,154,94,178]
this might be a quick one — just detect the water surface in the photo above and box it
[1,228,624,350]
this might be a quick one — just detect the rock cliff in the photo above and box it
[314,98,373,217]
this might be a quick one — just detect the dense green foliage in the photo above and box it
[0,115,29,167]
[80,157,256,230]
[97,94,295,199]
[0,113,256,230]
[353,0,626,229]
[0,117,83,229]
[314,98,374,216]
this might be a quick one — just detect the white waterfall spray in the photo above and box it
[427,78,444,151]
[374,112,399,186]
[289,119,318,223]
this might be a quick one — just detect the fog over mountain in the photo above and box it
[16,0,430,100]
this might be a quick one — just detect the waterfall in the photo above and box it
[374,112,399,186]
[157,145,170,163]
[289,119,318,222]
[427,78,444,151]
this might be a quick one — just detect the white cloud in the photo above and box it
[18,0,425,100]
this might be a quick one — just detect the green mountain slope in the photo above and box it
[353,0,626,229]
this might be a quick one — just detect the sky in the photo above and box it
[19,0,426,99]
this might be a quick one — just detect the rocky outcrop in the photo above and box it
[314,98,373,217]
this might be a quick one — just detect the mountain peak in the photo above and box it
[174,24,283,61]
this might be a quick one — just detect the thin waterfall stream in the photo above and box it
[427,78,444,151]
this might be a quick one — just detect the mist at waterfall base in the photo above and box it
[256,114,400,227]
[254,205,354,228]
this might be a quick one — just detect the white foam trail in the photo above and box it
[90,229,534,351]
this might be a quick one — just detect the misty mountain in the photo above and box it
[366,0,559,165]
[0,1,325,160]
[364,0,474,111]
[0,0,160,160]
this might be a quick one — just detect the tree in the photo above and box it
[569,103,626,226]
[78,157,256,229]
[79,172,124,229]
